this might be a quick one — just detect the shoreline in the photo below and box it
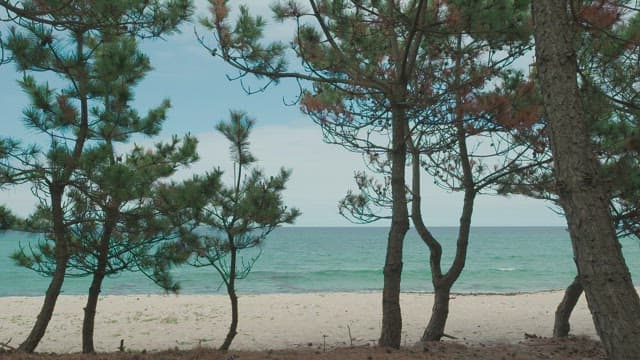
[0,291,597,354]
[0,287,578,299]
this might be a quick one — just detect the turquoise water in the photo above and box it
[1,227,639,296]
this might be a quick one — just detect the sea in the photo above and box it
[1,227,639,297]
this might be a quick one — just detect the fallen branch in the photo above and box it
[441,333,458,340]
[0,338,16,351]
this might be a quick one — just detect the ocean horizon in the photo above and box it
[1,226,639,297]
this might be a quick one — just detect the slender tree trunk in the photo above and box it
[422,285,451,340]
[420,185,473,342]
[220,248,238,351]
[18,188,68,353]
[553,275,583,338]
[533,2,640,358]
[17,259,67,352]
[379,105,410,349]
[82,208,117,353]
[82,270,106,353]
[18,32,90,353]
[413,34,476,341]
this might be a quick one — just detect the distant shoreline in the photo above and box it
[0,287,574,299]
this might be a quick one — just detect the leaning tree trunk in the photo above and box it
[220,248,239,351]
[533,2,640,359]
[379,105,410,349]
[18,259,67,352]
[18,188,68,353]
[553,275,583,338]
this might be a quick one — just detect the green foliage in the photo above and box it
[0,204,24,230]
[494,2,640,239]
[183,111,300,283]
[216,111,256,166]
[0,1,196,292]
[165,110,299,350]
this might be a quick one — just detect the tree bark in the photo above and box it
[532,2,640,358]
[553,275,583,338]
[82,206,118,353]
[220,248,238,351]
[414,33,475,341]
[82,270,106,353]
[220,286,239,351]
[82,226,113,353]
[18,31,89,353]
[18,187,68,353]
[17,259,67,352]
[378,105,410,349]
[422,285,450,341]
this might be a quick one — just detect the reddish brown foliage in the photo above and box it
[56,95,77,123]
[578,0,621,30]
[446,5,461,28]
[462,80,541,131]
[300,94,327,113]
[211,0,228,21]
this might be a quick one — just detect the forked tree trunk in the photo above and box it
[379,105,410,349]
[533,2,640,358]
[412,35,476,340]
[553,275,583,338]
[220,248,238,351]
[411,158,475,343]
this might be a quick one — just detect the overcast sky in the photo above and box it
[0,1,566,227]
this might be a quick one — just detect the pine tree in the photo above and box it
[174,111,300,350]
[203,0,533,344]
[495,1,640,341]
[532,1,640,358]
[0,0,193,352]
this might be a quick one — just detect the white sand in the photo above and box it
[0,291,596,353]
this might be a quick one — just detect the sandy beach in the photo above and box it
[0,291,597,354]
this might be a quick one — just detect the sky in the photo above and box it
[0,1,567,227]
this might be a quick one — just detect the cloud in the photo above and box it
[185,122,565,227]
[0,120,565,227]
[184,122,368,226]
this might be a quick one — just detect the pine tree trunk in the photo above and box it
[532,2,640,358]
[17,261,67,352]
[220,287,239,351]
[220,248,238,351]
[82,270,107,353]
[411,48,475,340]
[82,211,116,353]
[422,285,451,341]
[379,105,410,349]
[18,188,68,353]
[553,275,583,338]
